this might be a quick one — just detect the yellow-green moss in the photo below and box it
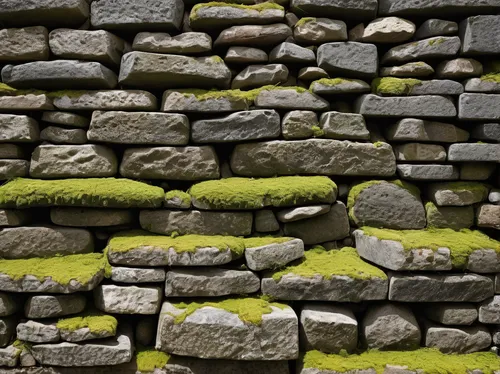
[296,17,316,27]
[347,180,420,211]
[0,83,17,95]
[429,37,446,46]
[310,78,354,89]
[361,227,500,269]
[170,297,288,325]
[189,176,336,210]
[165,190,191,206]
[481,73,500,83]
[271,247,387,281]
[57,314,117,334]
[209,55,224,64]
[244,237,292,247]
[179,85,309,102]
[442,182,490,197]
[311,125,325,137]
[136,347,170,373]
[303,349,500,373]
[0,253,108,285]
[0,178,164,209]
[373,141,385,148]
[191,2,283,21]
[372,77,422,95]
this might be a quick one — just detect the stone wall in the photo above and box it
[0,0,500,373]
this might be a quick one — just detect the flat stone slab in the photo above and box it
[427,182,489,206]
[380,61,435,78]
[214,24,292,47]
[94,285,162,314]
[448,143,500,162]
[465,77,500,93]
[41,111,90,128]
[111,267,166,284]
[0,160,29,180]
[425,323,491,353]
[424,303,478,325]
[378,0,500,16]
[459,93,500,120]
[229,64,289,90]
[318,111,369,140]
[0,26,49,62]
[52,90,157,111]
[317,42,378,78]
[231,140,396,177]
[225,46,268,64]
[254,88,329,111]
[310,78,370,95]
[0,115,39,143]
[290,0,378,20]
[397,164,459,181]
[0,317,15,347]
[133,32,212,55]
[381,37,460,64]
[156,299,298,360]
[0,94,54,111]
[294,18,347,44]
[386,118,469,143]
[50,208,133,227]
[16,320,60,343]
[389,272,494,302]
[162,89,250,113]
[24,294,86,319]
[40,126,87,145]
[245,238,304,271]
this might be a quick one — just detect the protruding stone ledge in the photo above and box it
[162,89,250,113]
[290,0,378,20]
[52,90,157,111]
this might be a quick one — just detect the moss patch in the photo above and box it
[428,37,446,46]
[244,237,292,247]
[480,73,500,83]
[136,347,170,373]
[303,349,500,373]
[372,77,422,95]
[361,227,500,269]
[189,176,336,209]
[57,313,117,334]
[165,190,191,206]
[311,125,325,137]
[271,247,387,281]
[191,2,283,21]
[347,180,420,211]
[0,178,164,209]
[179,85,308,102]
[0,83,17,95]
[310,78,356,88]
[296,17,316,27]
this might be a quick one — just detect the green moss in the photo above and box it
[310,78,353,88]
[347,180,420,211]
[46,90,91,99]
[311,126,325,137]
[443,182,490,197]
[271,247,387,281]
[170,297,288,325]
[0,83,17,95]
[209,56,224,64]
[303,349,500,373]
[481,73,500,83]
[244,237,292,247]
[428,37,446,46]
[0,253,108,285]
[373,141,384,148]
[191,2,283,21]
[136,347,170,373]
[371,77,422,95]
[57,313,117,334]
[296,17,316,27]
[179,85,309,102]
[0,178,164,209]
[361,227,500,269]
[165,190,191,206]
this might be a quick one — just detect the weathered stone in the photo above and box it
[232,64,288,90]
[133,32,212,55]
[231,140,396,177]
[156,301,298,360]
[111,267,165,284]
[255,88,329,111]
[165,268,260,297]
[0,27,49,62]
[0,115,39,143]
[415,19,459,39]
[381,37,460,64]
[0,145,25,159]
[88,111,189,145]
[310,79,370,95]
[277,205,330,223]
[479,295,500,324]
[60,323,115,343]
[301,304,357,353]
[282,111,319,139]
[427,182,489,206]
[389,272,494,302]
[0,318,15,347]
[214,24,292,47]
[0,293,17,317]
[140,210,252,236]
[91,0,184,31]
[165,192,191,210]
[386,118,469,142]
[254,210,280,232]
[380,63,435,81]
[356,95,456,118]
[461,16,500,55]
[0,226,93,259]
[269,42,316,64]
[299,67,329,81]
[363,303,420,350]
[162,90,249,113]
[52,90,157,111]
[2,60,117,90]
[426,204,474,230]
[49,29,126,66]
[41,112,87,129]
[119,52,231,90]
[0,94,54,111]
[397,164,459,181]
[24,295,86,319]
[0,344,20,367]
[459,93,500,120]
[40,127,87,145]
[19,348,35,367]
[425,323,491,353]
[317,42,378,78]
[465,78,500,93]
[0,160,29,180]
[318,111,369,140]
[448,143,500,162]
[436,58,483,78]
[378,0,500,17]
[395,143,446,161]
[294,18,347,44]
[290,0,378,20]
[424,303,478,325]
[0,210,28,227]
[283,202,349,245]
[30,145,117,178]
[225,47,268,64]
[350,17,415,43]
[120,146,219,180]
[477,204,500,230]
[50,208,133,227]
[245,239,304,271]
[94,285,161,315]
[408,80,464,96]
[16,321,59,343]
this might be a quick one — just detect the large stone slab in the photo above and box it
[133,32,212,55]
[50,208,133,227]
[162,90,250,113]
[88,111,189,145]
[214,24,292,47]
[119,52,231,90]
[397,164,459,181]
[448,143,500,162]
[386,119,469,142]
[0,160,29,180]
[231,140,396,177]
[425,323,491,353]
[461,16,500,54]
[0,27,49,62]
[24,294,86,319]
[156,300,298,360]
[111,267,166,284]
[2,61,117,90]
[0,94,54,111]
[30,145,117,178]
[290,0,378,20]
[16,320,60,343]
[94,285,162,314]
[52,90,157,111]
[0,115,39,143]
[317,42,378,78]
[245,238,304,271]
[91,0,184,31]
[459,93,500,120]
[254,88,329,111]
[120,146,219,180]
[424,303,478,325]
[378,0,500,16]
[381,37,461,64]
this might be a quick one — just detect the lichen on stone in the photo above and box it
[165,190,191,205]
[295,17,316,28]
[136,347,170,373]
[57,313,118,334]
[190,2,284,21]
[310,78,354,88]
[371,77,422,95]
[428,37,446,46]
[440,181,490,197]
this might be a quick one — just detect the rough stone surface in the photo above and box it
[40,127,87,145]
[0,27,49,62]
[94,285,162,314]
[0,160,29,180]
[24,295,86,319]
[459,93,500,120]
[477,204,500,230]
[465,78,500,93]
[0,318,15,347]
[408,79,464,96]
[415,19,458,40]
[381,37,460,64]
[60,325,115,343]
[0,210,28,227]
[425,324,491,353]
[214,24,292,47]
[295,18,347,44]
[41,112,90,128]
[424,303,478,325]
[319,112,369,140]
[461,15,500,54]
[133,32,212,55]
[317,42,378,78]
[395,143,447,161]
[245,239,304,271]
[0,293,17,317]
[0,115,39,143]
[0,344,19,367]
[479,295,500,324]
[436,58,483,78]
[232,64,288,90]
[489,189,500,205]
[255,89,329,111]
[290,0,378,20]
[427,183,489,206]
[310,79,370,95]
[397,164,459,181]
[350,17,415,43]
[281,111,319,140]
[380,62,434,78]
[52,90,157,111]
[50,208,133,227]
[111,267,166,284]
[16,321,59,343]
[448,143,500,162]
[426,204,474,230]
[277,205,331,223]
[225,47,268,64]
[0,145,25,159]
[269,42,316,63]
[378,0,500,17]
[162,90,249,113]
[0,94,54,111]
[386,119,469,142]
[254,210,280,233]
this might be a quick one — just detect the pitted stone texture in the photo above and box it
[16,321,59,343]
[465,78,500,93]
[294,18,347,44]
[381,37,460,64]
[0,226,93,259]
[231,140,396,177]
[232,64,288,90]
[42,112,90,129]
[426,204,474,230]
[52,90,157,111]
[380,62,434,78]
[50,208,133,227]
[459,93,500,120]
[60,324,115,343]
[165,268,260,297]
[225,47,268,64]
[478,295,500,324]
[436,58,483,79]
[0,160,29,180]
[0,318,15,347]
[395,143,446,161]
[0,344,19,367]
[397,164,459,181]
[386,119,469,142]
[461,16,500,54]
[350,17,415,43]
[159,357,290,374]
[255,210,280,232]
[388,273,494,302]
[140,210,253,236]
[2,61,117,90]
[162,90,250,113]
[427,183,489,206]
[310,79,370,95]
[477,204,500,230]
[415,19,458,39]
[0,27,49,62]
[448,143,500,162]
[425,324,491,354]
[111,267,166,284]
[407,79,464,96]
[30,145,117,178]
[0,115,39,143]
[120,146,219,181]
[255,89,329,111]
[424,303,478,325]
[319,112,369,140]
[269,42,316,64]
[0,94,54,111]
[91,0,184,31]
[119,52,231,90]
[156,301,299,360]
[214,24,292,47]
[317,42,378,78]
[355,95,457,118]
[192,110,280,143]
[133,32,212,55]
[0,145,25,159]
[0,210,28,227]
[301,304,357,353]
[245,239,304,271]
[24,295,86,319]
[290,0,378,20]
[278,205,331,223]
[40,127,87,145]
[0,293,18,317]
[88,111,189,145]
[282,111,319,140]
[94,285,161,315]
[378,0,500,17]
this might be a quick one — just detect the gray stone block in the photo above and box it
[254,210,280,232]
[269,42,316,64]
[424,303,478,325]
[464,78,500,92]
[378,0,500,17]
[161,357,290,374]
[52,90,157,111]
[162,90,249,113]
[426,204,474,230]
[0,318,15,347]
[394,143,447,161]
[0,293,18,317]
[0,145,25,159]
[254,88,329,111]
[0,115,39,143]
[232,64,288,90]
[295,18,347,44]
[448,143,500,162]
[24,295,86,319]
[0,160,29,180]
[16,321,59,343]
[459,93,500,120]
[94,285,162,315]
[461,16,500,54]
[133,32,212,55]
[111,267,166,284]
[214,24,292,47]
[290,0,378,20]
[0,94,54,111]
[0,27,49,62]
[386,119,469,142]
[319,111,369,140]
[415,19,458,40]
[381,37,460,64]
[245,239,304,271]
[317,42,378,78]
[0,210,28,227]
[436,58,482,79]
[396,164,459,181]
[477,204,500,230]
[40,127,87,145]
[425,323,491,353]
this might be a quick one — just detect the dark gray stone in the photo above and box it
[111,267,166,284]
[460,162,496,181]
[0,145,25,159]
[378,0,500,17]
[459,93,500,120]
[24,295,86,319]
[394,143,447,161]
[269,42,316,64]
[50,208,133,227]
[425,323,491,353]
[426,203,474,230]
[397,164,459,181]
[232,64,288,89]
[16,321,59,343]
[254,210,280,232]
[349,17,415,43]
[0,210,29,227]
[245,239,304,271]
[0,318,15,347]
[0,293,17,317]
[317,42,378,78]
[0,94,54,111]
[41,112,90,129]
[461,16,500,54]
[254,88,329,111]
[465,78,500,93]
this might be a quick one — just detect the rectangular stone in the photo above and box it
[290,0,378,20]
[459,93,500,120]
[94,285,161,314]
[0,27,49,62]
[448,143,500,162]
[0,144,25,159]
[386,119,469,143]
[0,210,28,227]
[0,160,29,180]
[52,90,157,111]
[378,0,500,16]
[0,94,53,111]
[461,15,500,54]
[396,164,459,181]
[0,115,39,143]
[394,143,447,161]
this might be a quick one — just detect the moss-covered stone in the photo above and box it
[481,73,500,83]
[243,236,292,247]
[136,347,170,373]
[428,37,446,46]
[296,17,317,28]
[310,78,353,88]
[311,125,325,137]
[57,313,117,335]
[191,2,284,21]
[371,77,422,95]
[347,180,420,211]
[165,190,191,206]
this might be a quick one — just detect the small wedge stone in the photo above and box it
[415,19,458,39]
[269,42,316,63]
[425,324,491,353]
[386,118,469,142]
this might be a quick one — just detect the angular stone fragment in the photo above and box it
[254,210,279,232]
[40,127,87,145]
[231,140,396,177]
[162,90,249,113]
[318,111,369,140]
[50,208,133,227]
[133,32,212,55]
[426,203,474,230]
[310,78,370,95]
[277,205,330,223]
[0,160,28,180]
[397,164,459,181]
[379,0,500,17]
[425,324,491,353]
[389,273,494,302]
[30,145,117,178]
[294,18,347,44]
[356,95,457,118]
[0,94,54,111]
[0,293,17,317]
[24,295,86,319]
[0,145,25,159]
[395,143,446,161]
[255,88,329,111]
[52,90,157,111]
[449,143,500,162]
[424,303,478,325]
[427,182,489,206]
[88,111,189,145]
[232,64,288,90]
[0,115,39,143]
[94,285,161,314]
[459,93,500,120]
[479,295,500,323]
[0,344,19,367]
[436,58,482,79]
[416,19,459,40]
[16,320,59,343]
[490,189,500,204]
[91,0,184,31]
[269,42,316,63]
[290,0,378,20]
[350,17,415,43]
[120,146,219,180]
[461,16,500,54]
[317,42,378,78]
[0,210,28,227]
[245,239,304,271]
[386,118,469,142]
[111,267,165,284]
[282,111,319,139]
[0,27,49,62]
[225,47,268,64]
[2,60,117,90]
[382,37,460,64]
[477,204,500,230]
[214,24,292,47]
[465,77,500,93]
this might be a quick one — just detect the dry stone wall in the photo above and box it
[0,0,499,373]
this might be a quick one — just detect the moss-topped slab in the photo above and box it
[245,237,304,271]
[0,253,108,293]
[355,227,500,273]
[189,176,337,210]
[0,178,164,209]
[372,77,463,96]
[156,298,298,360]
[57,313,117,342]
[310,78,370,95]
[261,247,388,302]
[465,74,500,93]
[427,182,490,207]
[162,89,251,113]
